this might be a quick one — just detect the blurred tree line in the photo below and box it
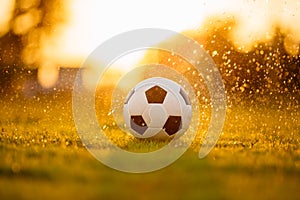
[0,2,299,103]
[0,0,67,95]
[199,18,300,103]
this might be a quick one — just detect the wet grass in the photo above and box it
[0,92,299,200]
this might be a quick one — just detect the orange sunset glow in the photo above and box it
[0,0,299,88]
[0,1,300,199]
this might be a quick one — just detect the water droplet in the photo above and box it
[212,50,218,57]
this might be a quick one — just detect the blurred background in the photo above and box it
[0,0,299,102]
[0,0,299,199]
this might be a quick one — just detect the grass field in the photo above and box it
[0,92,299,200]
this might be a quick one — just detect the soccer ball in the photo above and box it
[123,77,192,139]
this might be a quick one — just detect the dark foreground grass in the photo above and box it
[0,93,299,200]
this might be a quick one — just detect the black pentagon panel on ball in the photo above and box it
[163,116,182,136]
[145,85,167,104]
[130,115,148,135]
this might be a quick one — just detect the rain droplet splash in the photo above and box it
[72,28,226,173]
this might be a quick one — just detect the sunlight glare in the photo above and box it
[0,0,15,37]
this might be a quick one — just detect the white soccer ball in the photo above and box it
[123,77,192,139]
